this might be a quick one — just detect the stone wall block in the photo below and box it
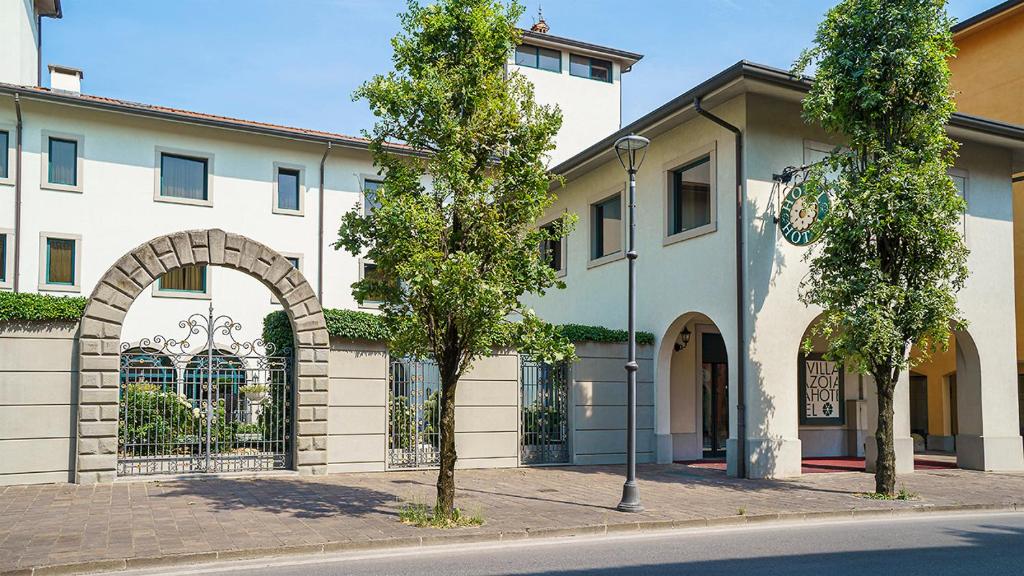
[79,405,100,422]
[150,236,174,257]
[157,251,180,273]
[98,436,118,455]
[298,377,315,392]
[298,391,328,406]
[80,388,119,405]
[296,450,327,466]
[80,372,101,389]
[78,454,116,471]
[313,406,328,421]
[298,407,313,421]
[208,229,226,264]
[251,259,270,279]
[170,232,194,266]
[101,372,121,388]
[313,436,328,451]
[113,255,142,278]
[101,338,121,355]
[294,316,326,333]
[80,339,101,355]
[297,360,328,378]
[296,436,312,451]
[296,421,327,436]
[266,256,294,286]
[224,247,241,267]
[239,240,260,271]
[105,269,143,298]
[314,377,329,392]
[80,354,119,372]
[188,230,209,248]
[132,245,166,278]
[85,302,126,325]
[78,438,98,455]
[100,404,119,421]
[80,319,120,339]
[79,421,118,437]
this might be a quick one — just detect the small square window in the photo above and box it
[277,168,301,211]
[48,138,78,186]
[160,153,208,201]
[591,194,622,261]
[359,260,395,307]
[286,256,300,269]
[46,237,76,285]
[669,156,712,236]
[0,131,9,179]
[363,179,383,216]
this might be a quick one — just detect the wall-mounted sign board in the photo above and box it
[799,353,845,426]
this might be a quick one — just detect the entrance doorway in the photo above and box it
[702,332,728,457]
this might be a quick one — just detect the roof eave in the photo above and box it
[518,29,643,69]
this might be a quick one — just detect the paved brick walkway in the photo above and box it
[2,464,1023,573]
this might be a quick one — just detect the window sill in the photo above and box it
[41,182,83,194]
[358,301,382,310]
[272,207,305,217]
[152,289,212,300]
[663,223,717,247]
[0,177,14,187]
[155,195,213,208]
[587,251,625,269]
[40,283,80,293]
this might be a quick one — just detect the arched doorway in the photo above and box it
[75,229,329,484]
[660,312,730,463]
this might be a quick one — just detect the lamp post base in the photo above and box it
[616,481,643,513]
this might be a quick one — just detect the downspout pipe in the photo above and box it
[694,97,746,479]
[14,93,24,293]
[317,142,332,302]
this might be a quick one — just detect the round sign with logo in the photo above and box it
[779,185,830,246]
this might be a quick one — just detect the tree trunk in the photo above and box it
[435,367,459,519]
[873,373,897,496]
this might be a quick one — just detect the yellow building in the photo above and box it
[912,0,1024,452]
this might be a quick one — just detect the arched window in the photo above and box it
[120,347,175,391]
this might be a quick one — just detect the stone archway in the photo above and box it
[75,229,329,483]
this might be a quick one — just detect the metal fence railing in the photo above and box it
[387,357,441,469]
[520,358,569,465]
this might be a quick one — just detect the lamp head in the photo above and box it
[614,134,650,173]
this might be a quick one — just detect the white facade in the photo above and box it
[527,68,1024,477]
[509,30,641,165]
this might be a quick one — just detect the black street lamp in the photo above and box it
[613,133,649,513]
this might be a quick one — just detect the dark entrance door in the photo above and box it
[702,332,729,457]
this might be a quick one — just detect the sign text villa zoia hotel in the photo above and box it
[799,354,845,425]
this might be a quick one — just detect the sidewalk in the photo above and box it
[2,463,1023,574]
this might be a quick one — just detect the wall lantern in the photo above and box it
[674,326,691,352]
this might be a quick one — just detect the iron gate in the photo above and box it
[117,305,292,476]
[520,358,569,465]
[387,357,441,469]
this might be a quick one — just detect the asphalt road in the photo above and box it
[126,512,1024,576]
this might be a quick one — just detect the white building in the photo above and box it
[0,2,640,349]
[525,61,1024,477]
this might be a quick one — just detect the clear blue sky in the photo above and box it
[42,0,998,137]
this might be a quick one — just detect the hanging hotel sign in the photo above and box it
[774,166,830,246]
[799,353,845,426]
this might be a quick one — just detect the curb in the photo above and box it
[5,502,1020,576]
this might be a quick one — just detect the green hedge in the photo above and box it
[0,292,88,322]
[263,309,655,350]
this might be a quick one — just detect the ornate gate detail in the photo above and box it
[520,358,569,465]
[117,305,292,476]
[387,358,441,469]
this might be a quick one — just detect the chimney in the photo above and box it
[48,64,83,94]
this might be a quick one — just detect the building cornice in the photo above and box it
[518,29,643,70]
[951,0,1024,36]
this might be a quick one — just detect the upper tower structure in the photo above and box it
[0,0,63,87]
[511,12,642,165]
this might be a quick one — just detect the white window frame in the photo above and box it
[359,173,385,217]
[663,142,718,246]
[271,252,303,303]
[40,130,84,193]
[38,231,82,293]
[0,228,13,290]
[587,184,627,268]
[0,124,15,186]
[358,258,382,309]
[538,215,567,278]
[152,263,212,300]
[272,162,306,216]
[154,146,215,207]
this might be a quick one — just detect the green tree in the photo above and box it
[794,0,968,496]
[337,0,575,521]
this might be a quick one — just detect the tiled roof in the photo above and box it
[0,82,421,155]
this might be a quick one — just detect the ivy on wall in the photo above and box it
[263,309,656,351]
[0,292,88,322]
